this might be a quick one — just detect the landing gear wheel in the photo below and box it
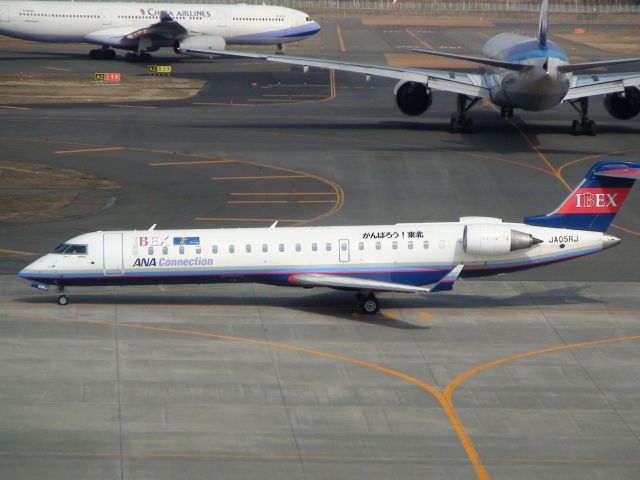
[139,52,152,62]
[586,120,597,136]
[125,52,140,62]
[361,297,379,314]
[571,119,581,135]
[104,48,116,60]
[89,49,102,60]
[57,295,69,306]
[449,117,460,133]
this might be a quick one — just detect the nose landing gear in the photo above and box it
[89,47,116,60]
[568,97,597,136]
[450,94,481,133]
[56,286,69,306]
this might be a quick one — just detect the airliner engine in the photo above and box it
[394,81,432,116]
[604,87,640,120]
[463,224,542,256]
[174,35,226,54]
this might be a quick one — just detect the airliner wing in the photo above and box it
[124,12,187,41]
[186,49,491,99]
[289,265,464,294]
[564,72,640,100]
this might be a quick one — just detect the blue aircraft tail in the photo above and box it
[524,160,640,232]
[537,0,549,49]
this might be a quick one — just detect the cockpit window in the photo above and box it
[306,16,312,21]
[52,243,87,254]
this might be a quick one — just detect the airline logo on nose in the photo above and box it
[575,192,617,208]
[556,187,629,214]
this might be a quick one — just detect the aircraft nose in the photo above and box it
[602,234,621,250]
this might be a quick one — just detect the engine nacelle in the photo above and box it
[604,87,640,120]
[463,224,540,256]
[394,81,432,116]
[175,35,226,54]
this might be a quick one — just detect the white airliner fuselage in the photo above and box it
[0,1,320,58]
[19,160,639,314]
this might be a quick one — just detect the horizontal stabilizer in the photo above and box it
[412,49,533,71]
[558,57,640,73]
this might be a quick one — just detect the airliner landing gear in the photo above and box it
[89,48,116,60]
[56,286,69,306]
[450,94,480,133]
[568,97,597,136]
[275,43,284,55]
[500,106,514,118]
[356,291,380,315]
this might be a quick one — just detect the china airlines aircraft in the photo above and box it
[0,1,320,61]
[19,161,639,314]
[197,0,640,135]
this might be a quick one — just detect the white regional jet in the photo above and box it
[193,0,640,135]
[19,161,640,314]
[0,1,320,61]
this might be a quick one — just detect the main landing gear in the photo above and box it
[89,47,116,60]
[568,97,597,136]
[56,286,69,306]
[500,106,514,118]
[356,291,380,315]
[450,94,481,133]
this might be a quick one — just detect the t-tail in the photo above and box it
[524,160,640,232]
[537,0,549,49]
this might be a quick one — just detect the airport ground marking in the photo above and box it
[53,146,124,155]
[405,28,434,50]
[227,200,289,204]
[211,175,308,180]
[11,310,489,480]
[0,247,38,256]
[149,159,234,166]
[0,105,30,110]
[230,192,336,196]
[336,24,347,52]
[108,104,159,109]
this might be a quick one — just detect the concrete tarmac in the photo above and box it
[0,17,639,480]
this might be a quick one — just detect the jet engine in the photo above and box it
[174,35,226,54]
[463,224,541,256]
[394,81,432,116]
[604,87,640,120]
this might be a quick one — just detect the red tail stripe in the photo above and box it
[556,187,630,214]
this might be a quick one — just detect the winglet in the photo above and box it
[428,264,464,293]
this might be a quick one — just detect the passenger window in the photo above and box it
[358,242,364,251]
[341,243,347,251]
[246,244,251,253]
[375,241,381,250]
[179,246,184,255]
[408,241,413,250]
[229,245,235,254]
[279,244,284,252]
[148,246,154,255]
[312,243,318,252]
[196,246,201,254]
[262,244,268,253]
[423,240,429,249]
[212,245,218,254]
[162,246,168,255]
[326,242,331,252]
[295,243,301,252]
[392,241,398,250]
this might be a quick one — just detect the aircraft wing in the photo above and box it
[288,264,464,294]
[185,48,491,99]
[124,12,188,41]
[564,72,640,100]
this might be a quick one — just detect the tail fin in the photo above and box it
[524,160,640,232]
[537,0,549,49]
